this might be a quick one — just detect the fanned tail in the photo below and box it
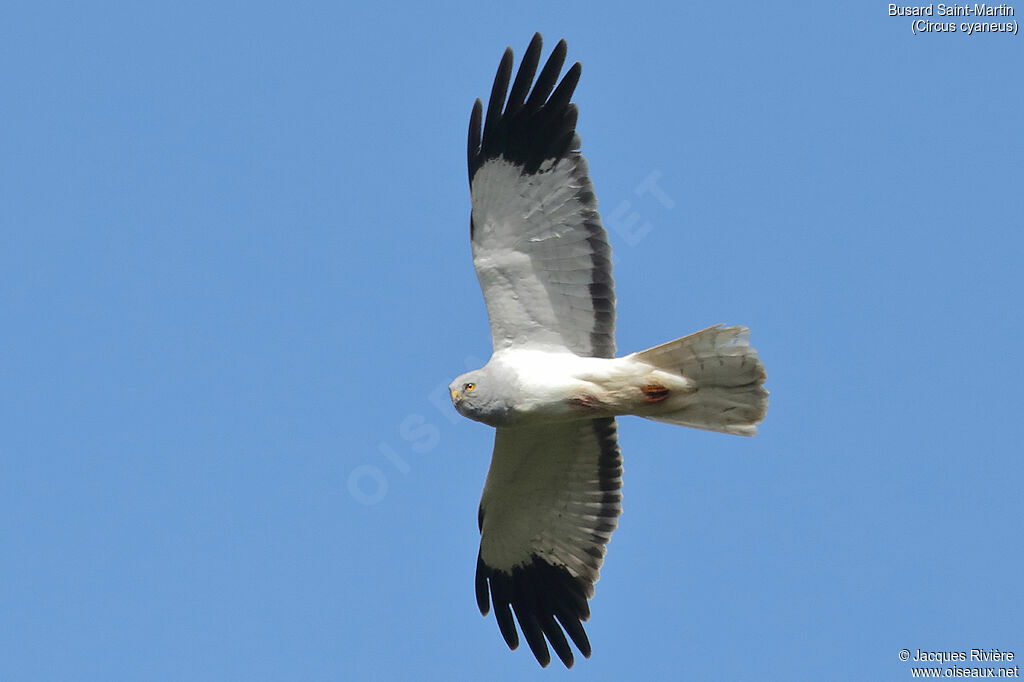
[633,325,768,436]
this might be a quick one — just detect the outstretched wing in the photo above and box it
[467,33,616,358]
[475,417,623,668]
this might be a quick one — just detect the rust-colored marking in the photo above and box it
[641,384,670,403]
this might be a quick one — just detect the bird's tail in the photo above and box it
[633,324,768,436]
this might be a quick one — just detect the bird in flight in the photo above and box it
[450,33,769,668]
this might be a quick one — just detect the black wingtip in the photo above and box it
[546,61,581,113]
[495,603,519,651]
[539,612,574,668]
[556,610,592,659]
[475,552,490,615]
[513,603,552,668]
[505,33,543,114]
[468,35,587,181]
[476,555,600,668]
[524,38,568,113]
[467,98,483,184]
[482,48,514,144]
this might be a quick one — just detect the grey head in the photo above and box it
[449,367,515,427]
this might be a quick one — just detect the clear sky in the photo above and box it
[2,2,1021,680]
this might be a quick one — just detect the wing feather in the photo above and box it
[524,38,567,114]
[475,417,623,668]
[483,48,514,144]
[467,33,615,358]
[505,33,542,114]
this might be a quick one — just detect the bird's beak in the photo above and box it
[450,389,460,403]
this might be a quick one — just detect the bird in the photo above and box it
[450,33,769,668]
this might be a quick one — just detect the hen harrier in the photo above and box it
[450,33,768,668]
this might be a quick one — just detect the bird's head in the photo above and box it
[449,369,512,426]
[449,369,485,416]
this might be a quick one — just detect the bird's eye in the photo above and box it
[464,382,475,391]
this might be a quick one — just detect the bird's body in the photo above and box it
[451,33,769,668]
[454,323,765,431]
[454,349,653,426]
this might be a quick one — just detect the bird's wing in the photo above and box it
[475,417,623,668]
[467,33,616,358]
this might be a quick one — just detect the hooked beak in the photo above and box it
[450,388,460,403]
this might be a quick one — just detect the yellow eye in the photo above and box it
[464,382,475,391]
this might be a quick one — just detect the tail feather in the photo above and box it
[634,324,768,436]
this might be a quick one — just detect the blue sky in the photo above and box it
[2,2,1021,680]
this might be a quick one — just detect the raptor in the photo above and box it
[451,33,769,668]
